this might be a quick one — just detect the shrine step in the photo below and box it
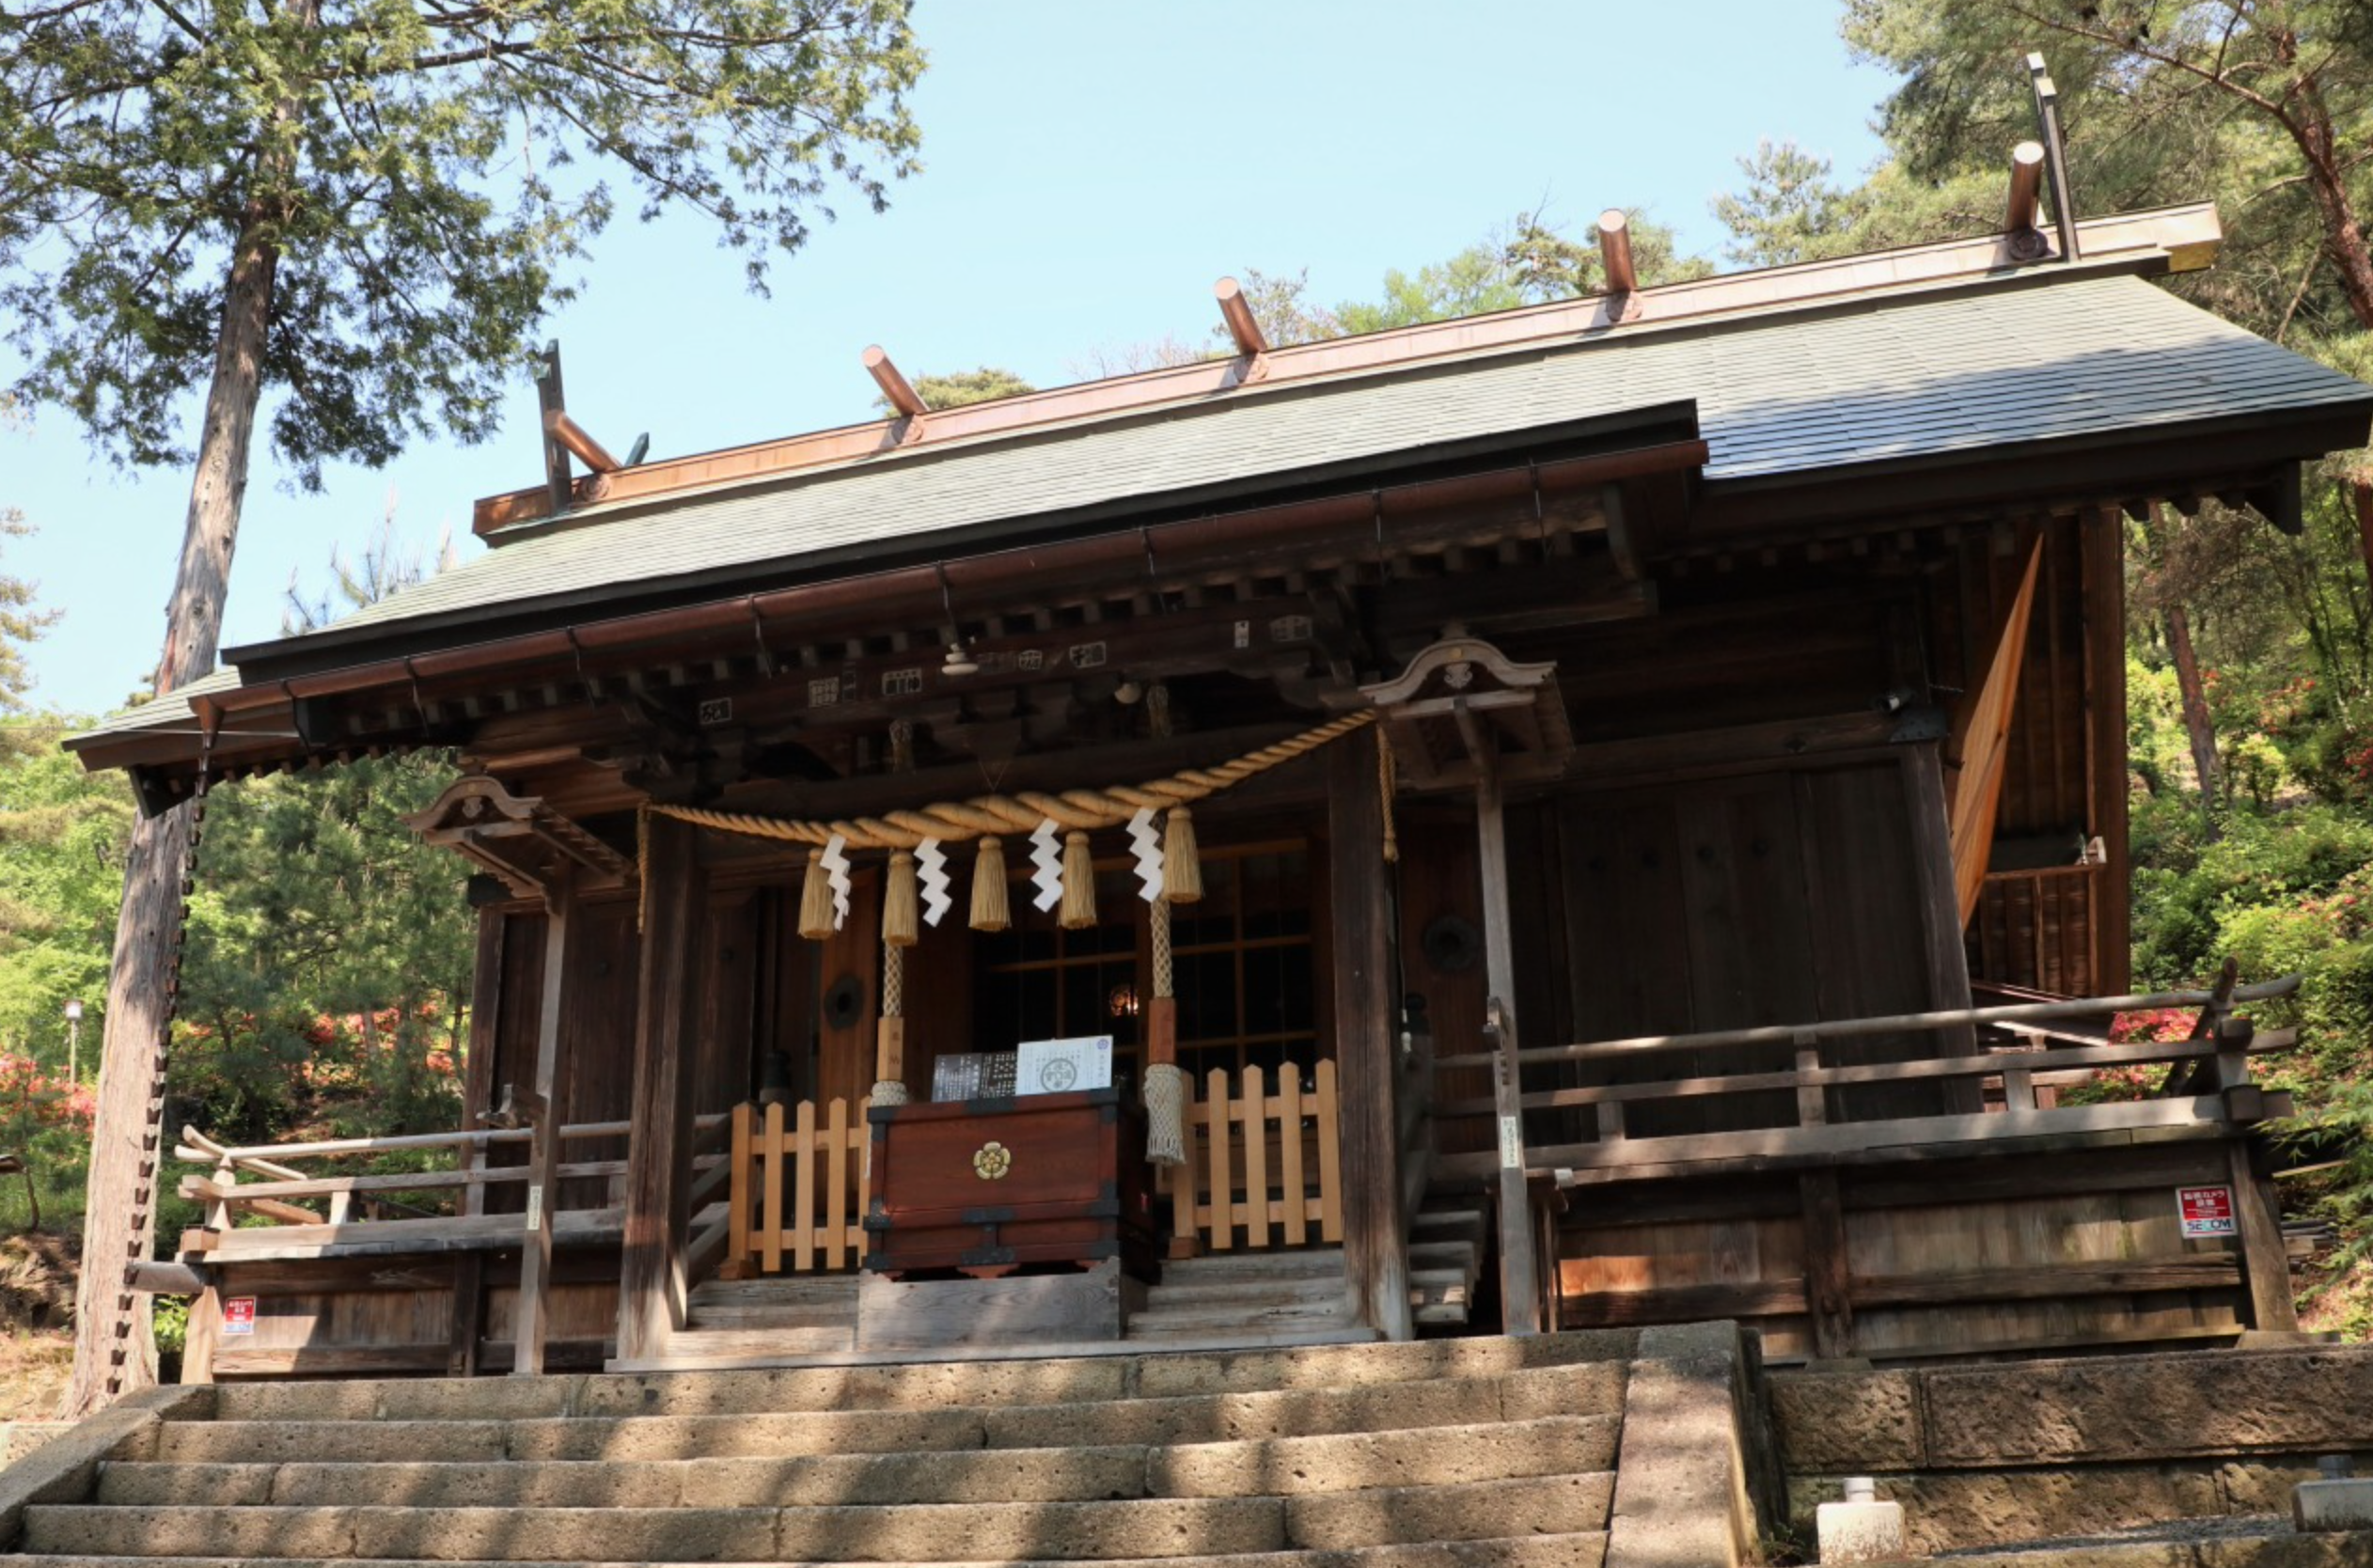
[203,1329,1634,1421]
[28,1473,1618,1560]
[684,1274,859,1339]
[10,1330,1724,1568]
[1407,1192,1489,1330]
[100,1413,1622,1507]
[166,1357,1629,1465]
[1130,1249,1359,1341]
[5,1537,1611,1568]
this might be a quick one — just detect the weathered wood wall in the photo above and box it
[1553,1140,2251,1360]
[189,1255,619,1380]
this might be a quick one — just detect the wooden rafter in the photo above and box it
[1947,534,2046,926]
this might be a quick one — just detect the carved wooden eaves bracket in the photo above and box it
[1359,635,1575,791]
[404,776,631,910]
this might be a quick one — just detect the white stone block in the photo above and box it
[1817,1497,1907,1563]
[2294,1477,2373,1532]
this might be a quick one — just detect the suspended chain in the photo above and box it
[106,742,212,1398]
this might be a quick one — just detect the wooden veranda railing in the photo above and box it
[176,1115,731,1240]
[1431,967,2309,1350]
[1432,972,2302,1184]
[720,1096,871,1277]
[1171,1062,1344,1252]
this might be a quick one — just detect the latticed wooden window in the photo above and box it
[973,862,1146,1088]
[970,840,1320,1091]
[1169,841,1321,1082]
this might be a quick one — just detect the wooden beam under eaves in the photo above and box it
[1947,533,2045,925]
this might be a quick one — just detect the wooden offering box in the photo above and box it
[864,1090,1157,1279]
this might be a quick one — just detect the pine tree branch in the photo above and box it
[2002,2,2287,118]
[146,0,207,45]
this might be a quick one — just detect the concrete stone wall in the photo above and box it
[1769,1345,2373,1553]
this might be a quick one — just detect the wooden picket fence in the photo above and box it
[722,1097,871,1277]
[1171,1061,1343,1251]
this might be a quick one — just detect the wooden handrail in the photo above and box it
[1434,976,2302,1069]
[1433,1029,2298,1120]
[176,1112,728,1166]
[181,1152,728,1206]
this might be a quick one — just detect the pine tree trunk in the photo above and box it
[2165,604,2222,832]
[64,212,281,1419]
[2281,66,2373,331]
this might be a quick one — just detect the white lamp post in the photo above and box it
[62,999,83,1085]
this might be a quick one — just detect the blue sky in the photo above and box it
[6,1,1897,715]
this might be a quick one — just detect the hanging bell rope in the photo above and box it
[1143,894,1187,1166]
[873,943,909,1106]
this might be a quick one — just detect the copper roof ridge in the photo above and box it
[472,203,2221,541]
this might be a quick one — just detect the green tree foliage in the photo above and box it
[0,0,927,481]
[169,754,471,1152]
[1237,208,1711,348]
[0,511,53,731]
[0,525,474,1237]
[1711,141,1875,267]
[881,367,1037,414]
[0,724,129,1073]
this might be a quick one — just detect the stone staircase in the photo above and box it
[674,1215,1486,1360]
[0,1325,1771,1568]
[1125,1248,1367,1345]
[679,1274,858,1358]
[1409,1197,1489,1327]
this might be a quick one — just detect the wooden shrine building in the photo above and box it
[71,192,2373,1381]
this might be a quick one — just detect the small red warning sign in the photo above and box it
[222,1296,258,1336]
[2177,1185,2238,1239]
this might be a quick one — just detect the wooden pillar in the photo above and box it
[1465,718,1541,1338]
[1799,1170,1856,1359]
[2082,505,2132,993]
[179,1286,221,1386]
[618,815,709,1365]
[1903,745,1983,1114]
[1328,740,1411,1341]
[512,865,574,1377]
[2228,1137,2299,1332]
[450,908,506,1377]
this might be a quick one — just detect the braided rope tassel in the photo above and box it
[872,944,908,1106]
[1142,895,1187,1168]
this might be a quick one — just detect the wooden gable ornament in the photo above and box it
[1360,634,1574,790]
[404,776,631,906]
